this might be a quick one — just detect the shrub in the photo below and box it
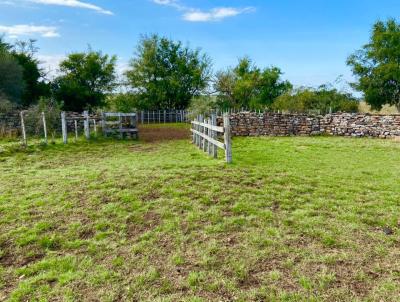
[272,86,359,114]
[24,98,61,137]
[187,95,217,120]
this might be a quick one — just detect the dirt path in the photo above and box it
[138,125,190,143]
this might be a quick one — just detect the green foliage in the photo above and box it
[215,57,292,110]
[0,38,50,108]
[12,40,50,107]
[106,93,138,113]
[0,94,15,113]
[24,98,62,137]
[126,34,212,110]
[0,38,25,105]
[187,95,217,119]
[52,49,117,112]
[273,85,359,114]
[347,18,400,111]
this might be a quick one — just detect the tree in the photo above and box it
[12,40,50,107]
[52,49,117,111]
[0,38,24,106]
[347,19,400,111]
[215,57,292,110]
[126,34,212,109]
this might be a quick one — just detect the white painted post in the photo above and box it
[119,113,123,139]
[141,111,144,124]
[20,111,27,146]
[83,111,90,140]
[93,119,97,136]
[42,112,47,145]
[196,116,200,147]
[211,114,218,159]
[74,120,78,142]
[61,111,67,144]
[207,118,212,156]
[223,113,232,163]
[203,117,208,153]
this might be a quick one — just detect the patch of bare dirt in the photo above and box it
[138,126,190,143]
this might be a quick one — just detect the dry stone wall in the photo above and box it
[227,112,400,139]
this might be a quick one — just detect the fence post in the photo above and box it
[74,120,78,141]
[61,111,67,144]
[164,110,166,123]
[198,115,203,149]
[83,111,90,140]
[93,119,97,136]
[42,112,47,145]
[119,113,123,139]
[207,118,212,156]
[211,114,218,158]
[223,113,232,163]
[20,111,27,146]
[203,116,208,153]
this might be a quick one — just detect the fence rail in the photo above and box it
[191,113,232,163]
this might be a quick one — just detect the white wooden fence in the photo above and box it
[191,113,232,163]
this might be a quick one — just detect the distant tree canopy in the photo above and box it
[0,38,49,108]
[215,57,292,110]
[347,19,400,111]
[0,38,25,107]
[13,40,50,107]
[272,86,359,114]
[126,34,212,110]
[52,50,117,112]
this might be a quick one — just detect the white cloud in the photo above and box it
[29,0,113,15]
[184,7,255,22]
[152,0,255,22]
[0,24,60,38]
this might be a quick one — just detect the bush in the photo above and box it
[106,93,138,113]
[272,86,359,114]
[24,98,61,137]
[187,95,217,120]
[0,94,15,113]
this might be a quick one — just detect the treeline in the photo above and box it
[0,18,399,114]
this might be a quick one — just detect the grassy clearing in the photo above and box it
[0,127,400,301]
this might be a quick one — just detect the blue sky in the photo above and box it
[0,0,399,89]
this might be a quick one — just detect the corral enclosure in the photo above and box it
[0,124,399,301]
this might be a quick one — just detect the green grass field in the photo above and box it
[0,127,400,301]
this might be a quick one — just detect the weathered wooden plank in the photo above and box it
[190,129,225,149]
[191,121,224,133]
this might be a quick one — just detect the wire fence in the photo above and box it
[137,110,189,124]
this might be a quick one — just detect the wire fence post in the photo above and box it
[20,111,27,147]
[42,112,48,145]
[83,111,90,140]
[223,113,232,164]
[93,119,97,136]
[74,120,78,142]
[61,111,67,144]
